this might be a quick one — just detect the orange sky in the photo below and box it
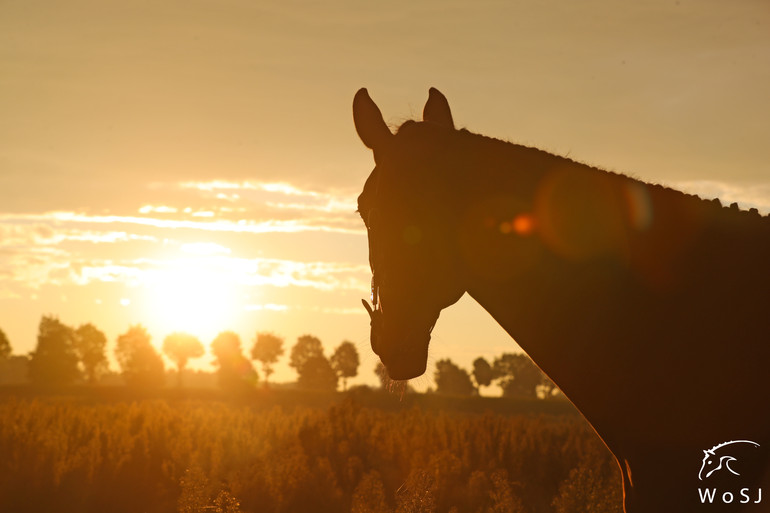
[1,0,768,388]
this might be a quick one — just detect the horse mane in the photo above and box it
[394,119,770,232]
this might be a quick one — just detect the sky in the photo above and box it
[1,0,769,389]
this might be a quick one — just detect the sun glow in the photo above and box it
[142,256,242,345]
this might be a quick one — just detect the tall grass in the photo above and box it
[0,392,621,512]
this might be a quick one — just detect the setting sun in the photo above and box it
[142,254,241,346]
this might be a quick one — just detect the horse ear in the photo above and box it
[353,88,393,151]
[423,87,454,129]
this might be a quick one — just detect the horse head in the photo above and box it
[353,88,466,380]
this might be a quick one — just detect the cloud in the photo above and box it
[671,180,770,214]
[138,205,178,214]
[0,224,158,247]
[244,303,290,312]
[37,255,369,293]
[0,246,73,291]
[307,306,367,316]
[242,304,367,316]
[0,175,369,300]
[0,179,365,301]
[234,258,369,291]
[74,263,146,287]
[0,238,370,302]
[0,211,363,236]
[180,242,232,255]
[179,180,358,215]
[0,220,161,295]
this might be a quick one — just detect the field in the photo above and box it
[0,387,622,513]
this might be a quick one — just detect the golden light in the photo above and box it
[142,246,243,345]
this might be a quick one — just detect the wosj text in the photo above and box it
[698,488,762,505]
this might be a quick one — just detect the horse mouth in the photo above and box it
[363,299,432,380]
[372,327,431,380]
[381,338,430,380]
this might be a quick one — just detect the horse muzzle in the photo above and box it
[362,298,432,380]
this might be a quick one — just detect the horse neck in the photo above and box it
[453,145,630,390]
[448,138,769,424]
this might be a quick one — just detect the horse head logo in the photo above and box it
[699,440,760,480]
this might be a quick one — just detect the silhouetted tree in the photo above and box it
[297,355,338,391]
[250,332,284,387]
[0,328,10,360]
[28,315,80,386]
[211,331,257,391]
[163,332,204,387]
[0,329,27,385]
[492,353,543,399]
[289,334,324,373]
[289,335,338,390]
[330,340,359,391]
[434,358,475,396]
[539,374,560,399]
[115,325,165,388]
[374,362,389,389]
[74,323,108,384]
[472,357,493,392]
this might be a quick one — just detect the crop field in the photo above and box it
[0,388,622,513]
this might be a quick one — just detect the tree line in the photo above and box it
[0,316,359,392]
[432,355,560,399]
[0,318,560,399]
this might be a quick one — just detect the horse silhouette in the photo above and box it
[353,88,770,512]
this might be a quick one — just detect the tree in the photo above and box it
[374,362,389,389]
[289,334,338,390]
[330,341,359,391]
[74,323,108,384]
[115,325,165,388]
[163,332,205,387]
[472,357,493,392]
[211,331,257,391]
[539,374,560,399]
[289,334,324,372]
[0,328,10,360]
[28,315,80,386]
[492,353,544,399]
[250,332,284,387]
[297,355,338,391]
[434,358,475,396]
